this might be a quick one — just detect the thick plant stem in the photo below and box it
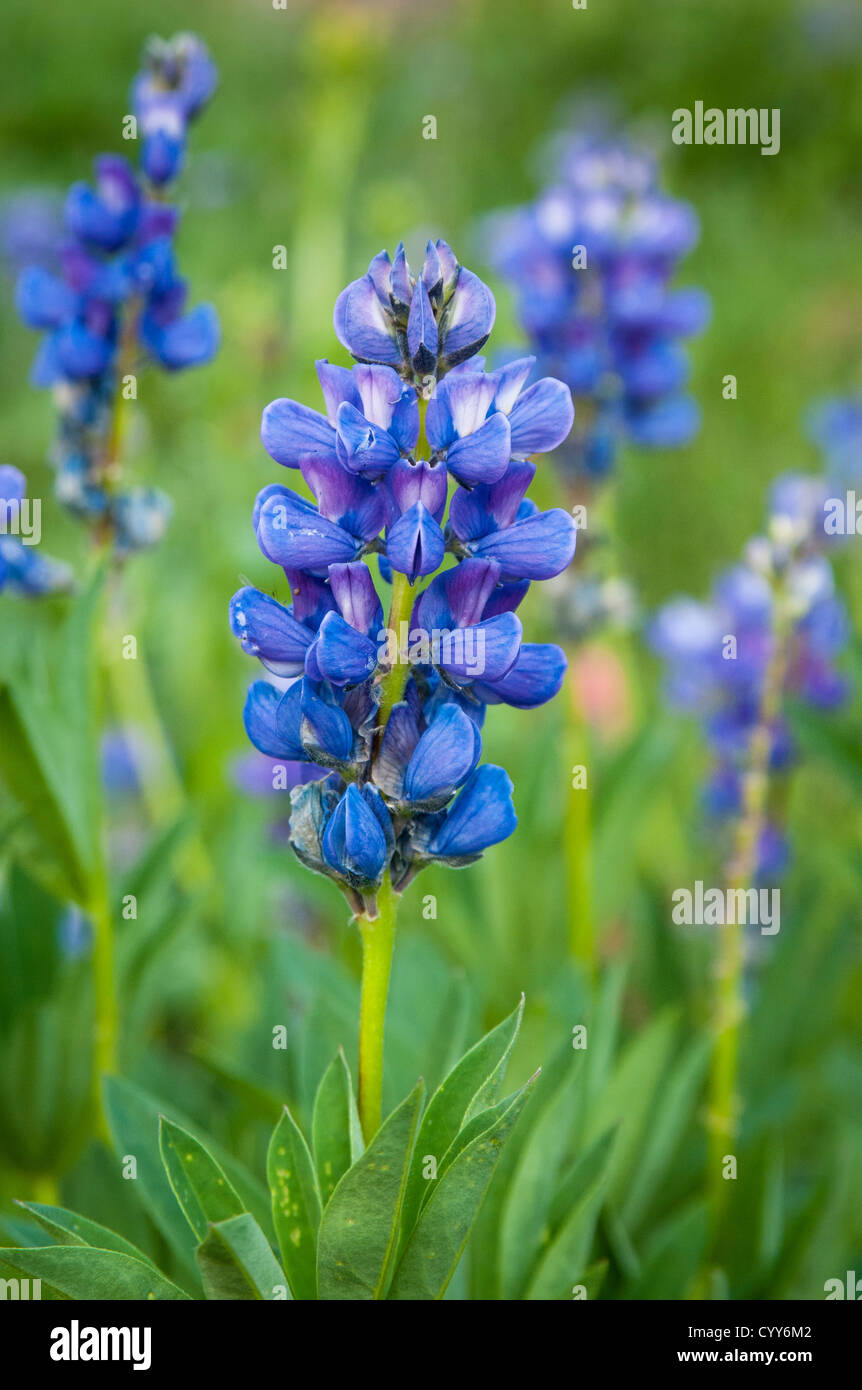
[88,868,116,1140]
[564,657,596,980]
[357,875,398,1141]
[708,599,790,1235]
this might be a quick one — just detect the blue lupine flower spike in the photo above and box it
[231,241,577,916]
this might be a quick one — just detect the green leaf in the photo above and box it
[196,1214,287,1301]
[0,572,104,902]
[523,1129,615,1301]
[0,1245,188,1300]
[159,1116,246,1242]
[102,1077,271,1286]
[317,1080,423,1301]
[13,1202,156,1267]
[311,1049,363,1207]
[499,1051,586,1298]
[267,1107,322,1300]
[400,996,524,1238]
[389,1073,537,1301]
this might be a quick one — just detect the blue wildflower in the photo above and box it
[231,242,577,913]
[0,465,72,597]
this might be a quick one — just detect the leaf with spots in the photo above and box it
[317,1080,423,1300]
[388,1072,538,1301]
[267,1106,322,1300]
[159,1116,245,1242]
[0,1245,189,1300]
[196,1214,288,1301]
[312,1049,363,1207]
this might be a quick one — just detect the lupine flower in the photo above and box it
[231,242,577,914]
[0,465,72,596]
[132,34,217,187]
[14,37,219,556]
[484,133,709,481]
[649,487,850,878]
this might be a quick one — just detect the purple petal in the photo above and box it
[262,397,338,469]
[334,273,400,365]
[469,508,577,580]
[507,377,574,456]
[445,411,511,487]
[257,488,360,569]
[473,642,567,708]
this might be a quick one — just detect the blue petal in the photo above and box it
[407,278,438,375]
[403,703,480,803]
[300,457,386,541]
[507,377,574,456]
[322,783,388,882]
[436,611,522,683]
[329,560,383,635]
[314,611,379,685]
[386,501,445,580]
[428,765,516,857]
[15,267,75,329]
[440,268,495,366]
[335,401,401,474]
[144,302,219,370]
[261,397,338,469]
[257,489,360,570]
[469,508,577,580]
[300,683,355,761]
[244,680,305,759]
[445,411,511,486]
[229,587,313,676]
[473,643,567,708]
[334,273,401,365]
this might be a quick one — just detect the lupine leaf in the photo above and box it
[102,1076,270,1286]
[523,1129,615,1300]
[267,1106,322,1300]
[0,1245,189,1300]
[13,1201,156,1266]
[389,1073,537,1301]
[196,1214,287,1301]
[317,1080,423,1301]
[311,1049,363,1207]
[0,571,104,903]
[159,1116,246,1242]
[400,996,524,1237]
[499,1051,586,1298]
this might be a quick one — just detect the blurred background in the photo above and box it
[0,0,861,1299]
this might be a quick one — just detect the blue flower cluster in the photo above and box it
[0,465,72,597]
[649,487,850,878]
[231,242,577,913]
[485,134,709,479]
[14,35,218,555]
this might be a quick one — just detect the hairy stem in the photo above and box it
[708,590,790,1234]
[357,874,398,1141]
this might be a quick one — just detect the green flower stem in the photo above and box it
[88,865,116,1140]
[376,570,414,727]
[708,589,791,1233]
[357,873,399,1141]
[564,653,596,981]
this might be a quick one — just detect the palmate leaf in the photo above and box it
[311,1049,363,1207]
[0,1245,189,1300]
[267,1106,322,1300]
[400,996,524,1238]
[0,570,104,905]
[196,1214,287,1301]
[388,1073,538,1301]
[14,1201,156,1266]
[317,1081,423,1301]
[159,1117,246,1242]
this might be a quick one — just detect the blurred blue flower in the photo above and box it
[484,133,708,480]
[14,35,219,557]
